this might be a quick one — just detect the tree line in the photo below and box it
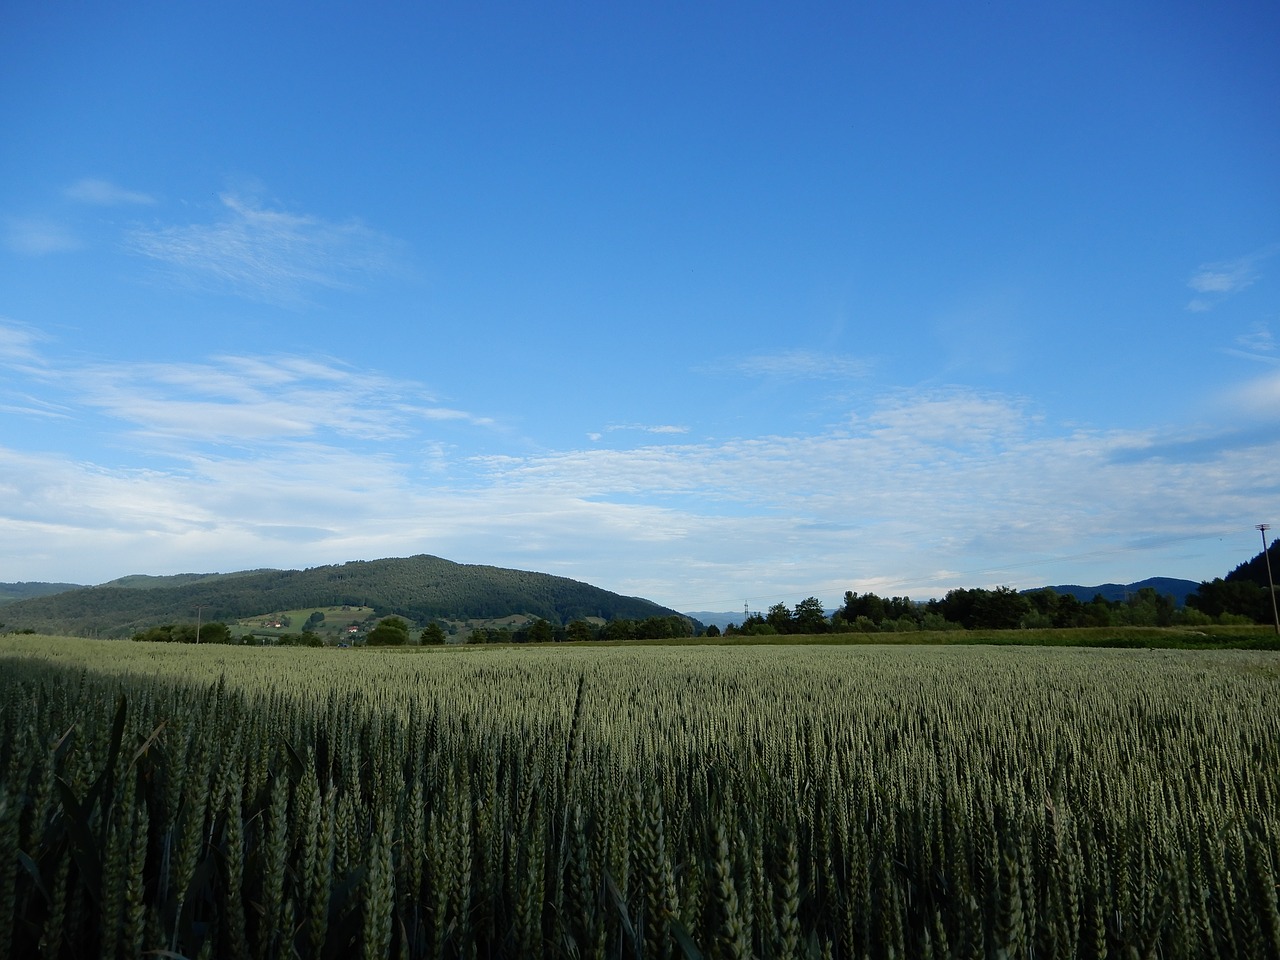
[123,540,1280,646]
[724,583,1246,636]
[464,614,695,645]
[129,581,1263,647]
[131,622,325,646]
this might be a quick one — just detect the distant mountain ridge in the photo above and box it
[1033,577,1200,607]
[685,577,1204,628]
[0,555,683,638]
[100,569,280,590]
[0,582,85,605]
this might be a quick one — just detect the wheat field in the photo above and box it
[1,636,1277,959]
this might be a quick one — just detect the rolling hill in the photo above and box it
[0,581,84,604]
[0,555,683,638]
[1035,577,1200,606]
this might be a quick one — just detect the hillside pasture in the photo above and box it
[232,604,378,642]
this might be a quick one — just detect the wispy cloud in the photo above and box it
[0,327,1273,605]
[72,354,493,445]
[125,194,399,305]
[609,423,689,434]
[1189,261,1256,294]
[63,178,156,206]
[1222,369,1280,422]
[0,320,48,368]
[2,217,80,255]
[1,324,492,446]
[1186,245,1278,310]
[724,348,871,380]
[1223,322,1278,364]
[588,424,690,441]
[1238,322,1275,353]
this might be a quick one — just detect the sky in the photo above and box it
[1,1,1278,613]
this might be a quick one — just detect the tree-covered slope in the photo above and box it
[1038,577,1199,607]
[1184,540,1280,623]
[0,555,679,637]
[0,582,85,605]
[1225,540,1280,587]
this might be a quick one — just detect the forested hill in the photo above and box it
[1225,540,1280,586]
[0,581,84,604]
[1038,577,1200,607]
[0,555,680,638]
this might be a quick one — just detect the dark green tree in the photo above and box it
[973,586,1031,630]
[839,591,888,625]
[599,619,636,642]
[928,587,1030,630]
[1076,594,1110,627]
[766,603,795,634]
[1188,578,1269,622]
[525,619,556,644]
[565,620,596,643]
[794,597,829,633]
[419,623,446,644]
[366,616,410,646]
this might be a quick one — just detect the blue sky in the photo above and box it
[2,1,1278,612]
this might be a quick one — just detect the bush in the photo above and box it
[1218,612,1257,626]
[1176,607,1213,627]
[366,617,411,646]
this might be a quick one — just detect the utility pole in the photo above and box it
[1258,524,1280,636]
[195,605,204,644]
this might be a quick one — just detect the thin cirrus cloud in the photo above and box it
[2,216,81,256]
[587,424,689,441]
[726,348,872,380]
[1223,322,1277,364]
[609,423,689,434]
[72,356,493,445]
[0,326,492,449]
[125,194,399,305]
[0,320,47,367]
[1223,369,1280,422]
[2,180,154,256]
[1186,244,1277,311]
[63,178,156,206]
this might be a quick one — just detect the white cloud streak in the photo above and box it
[0,320,48,368]
[64,178,156,206]
[1239,323,1275,353]
[126,194,398,304]
[1222,370,1280,422]
[604,423,689,435]
[65,354,494,446]
[1186,244,1278,309]
[726,348,871,380]
[3,217,80,255]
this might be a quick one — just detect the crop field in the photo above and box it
[1,637,1278,959]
